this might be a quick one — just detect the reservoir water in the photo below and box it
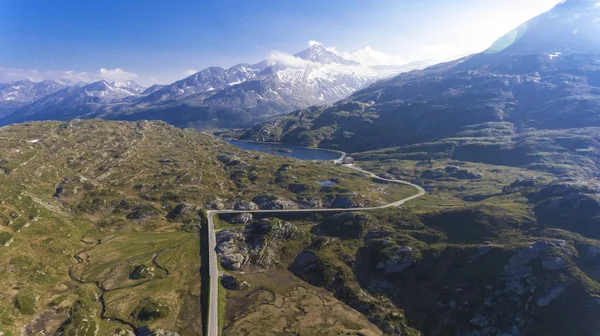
[227,140,341,161]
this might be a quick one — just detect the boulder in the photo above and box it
[455,169,482,179]
[297,196,323,209]
[252,195,298,210]
[221,274,250,290]
[129,265,155,280]
[228,213,253,224]
[153,331,179,336]
[53,184,64,199]
[226,159,249,169]
[271,221,299,239]
[278,164,293,171]
[329,195,364,209]
[112,329,135,336]
[205,197,225,210]
[216,230,249,270]
[233,201,259,211]
[288,183,311,194]
[217,154,238,164]
[376,246,416,274]
[126,205,159,220]
[290,251,319,279]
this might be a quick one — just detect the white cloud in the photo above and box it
[301,40,467,66]
[184,69,199,76]
[98,68,137,81]
[0,67,138,84]
[340,46,406,66]
[268,50,316,68]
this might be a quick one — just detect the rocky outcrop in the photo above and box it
[316,213,371,239]
[221,274,250,290]
[328,195,364,209]
[290,251,322,284]
[152,331,179,336]
[217,154,238,164]
[216,230,249,270]
[504,240,570,294]
[421,166,481,180]
[216,220,302,271]
[252,194,298,210]
[205,197,225,210]
[270,221,299,239]
[129,264,155,280]
[233,201,259,211]
[584,244,600,264]
[532,183,600,239]
[297,196,323,209]
[227,213,253,224]
[278,164,292,171]
[165,203,197,223]
[288,183,311,194]
[126,205,159,220]
[446,240,574,335]
[536,283,568,307]
[533,183,592,199]
[376,246,417,274]
[113,329,135,336]
[52,184,64,199]
[217,154,249,169]
[502,178,536,193]
[136,328,180,336]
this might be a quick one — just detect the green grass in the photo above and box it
[13,293,35,315]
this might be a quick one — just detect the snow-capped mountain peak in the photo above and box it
[1,43,432,128]
[82,80,145,99]
[0,79,69,116]
[293,44,359,65]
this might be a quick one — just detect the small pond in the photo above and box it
[316,180,337,187]
[227,140,341,161]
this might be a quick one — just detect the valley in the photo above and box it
[3,0,600,335]
[0,119,416,336]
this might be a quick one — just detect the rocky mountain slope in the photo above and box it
[0,79,69,117]
[3,80,146,123]
[237,0,600,153]
[1,45,428,129]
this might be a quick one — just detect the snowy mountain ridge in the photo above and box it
[0,44,432,128]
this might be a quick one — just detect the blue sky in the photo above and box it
[0,0,560,85]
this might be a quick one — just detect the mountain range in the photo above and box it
[237,0,600,153]
[0,45,431,128]
[0,79,70,117]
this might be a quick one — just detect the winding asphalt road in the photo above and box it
[205,162,425,336]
